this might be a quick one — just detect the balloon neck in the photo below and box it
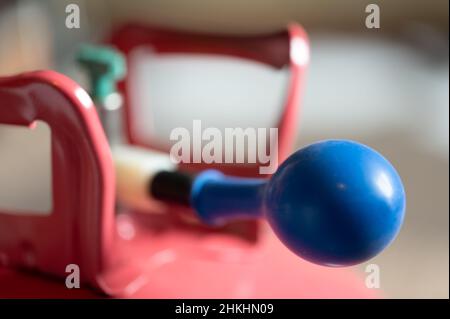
[191,170,267,226]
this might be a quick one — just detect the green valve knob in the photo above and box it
[76,44,126,104]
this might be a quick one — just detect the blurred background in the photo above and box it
[0,0,448,298]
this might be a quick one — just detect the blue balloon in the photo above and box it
[191,140,406,267]
[265,140,405,266]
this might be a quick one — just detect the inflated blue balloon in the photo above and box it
[265,140,405,266]
[191,140,406,267]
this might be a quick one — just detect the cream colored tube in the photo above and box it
[112,145,176,211]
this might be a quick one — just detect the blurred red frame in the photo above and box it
[109,23,309,176]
